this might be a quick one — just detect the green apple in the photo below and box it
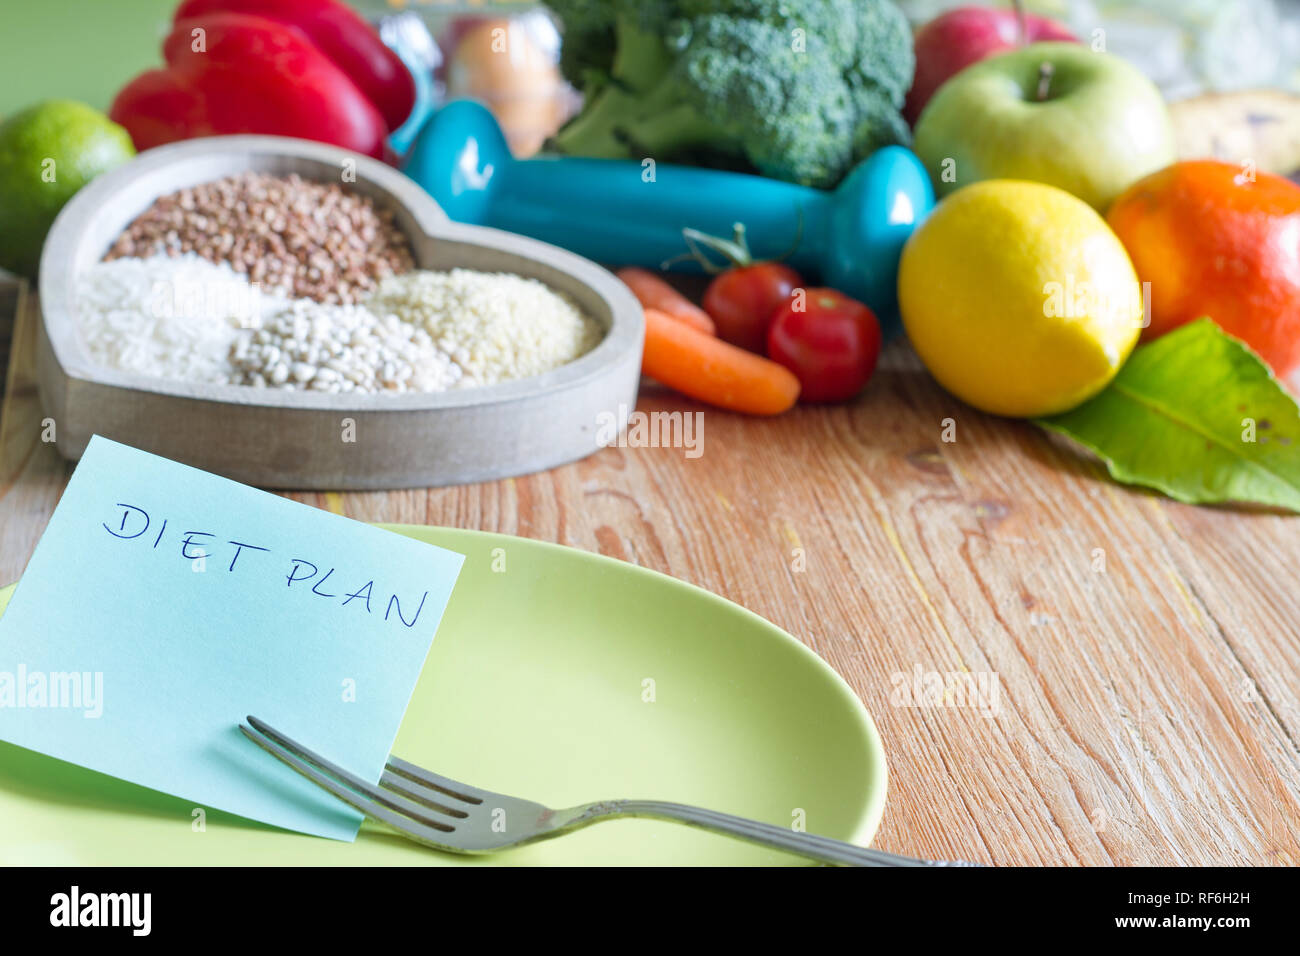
[913,42,1175,211]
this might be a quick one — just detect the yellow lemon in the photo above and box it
[898,179,1142,418]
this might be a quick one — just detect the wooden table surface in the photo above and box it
[2,284,1298,866]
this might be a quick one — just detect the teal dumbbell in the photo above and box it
[404,100,934,333]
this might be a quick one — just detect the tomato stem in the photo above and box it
[664,215,805,273]
[676,222,754,274]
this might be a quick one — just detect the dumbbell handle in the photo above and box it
[490,156,823,273]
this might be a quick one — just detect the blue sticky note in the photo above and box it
[0,436,464,840]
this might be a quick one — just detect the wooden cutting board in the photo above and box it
[2,285,1298,865]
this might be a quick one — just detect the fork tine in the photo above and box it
[378,775,470,819]
[383,754,489,805]
[241,717,466,841]
[238,723,454,842]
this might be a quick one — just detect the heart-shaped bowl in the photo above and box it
[37,136,643,490]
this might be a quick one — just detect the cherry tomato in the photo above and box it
[767,288,881,403]
[703,262,804,354]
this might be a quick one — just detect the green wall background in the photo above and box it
[0,0,176,119]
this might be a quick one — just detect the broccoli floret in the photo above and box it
[546,0,914,188]
[550,0,619,98]
[851,92,914,157]
[549,0,682,104]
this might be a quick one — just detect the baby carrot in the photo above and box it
[617,267,716,335]
[642,308,800,416]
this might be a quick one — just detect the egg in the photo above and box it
[445,17,571,157]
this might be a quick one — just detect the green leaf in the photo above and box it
[1036,318,1300,512]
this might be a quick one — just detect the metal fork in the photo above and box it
[240,716,979,866]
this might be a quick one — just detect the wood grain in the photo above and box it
[2,291,1298,865]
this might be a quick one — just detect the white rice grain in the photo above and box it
[76,254,260,383]
[365,269,604,387]
[75,258,603,394]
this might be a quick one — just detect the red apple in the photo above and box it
[904,2,1078,124]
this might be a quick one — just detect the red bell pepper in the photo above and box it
[110,13,389,158]
[172,0,415,133]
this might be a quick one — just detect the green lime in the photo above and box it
[0,100,135,280]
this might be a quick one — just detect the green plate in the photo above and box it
[0,525,886,865]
